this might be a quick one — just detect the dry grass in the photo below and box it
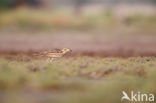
[0,56,156,103]
[0,8,156,33]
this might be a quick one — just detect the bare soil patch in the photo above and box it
[0,32,156,57]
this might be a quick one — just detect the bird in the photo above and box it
[34,48,72,62]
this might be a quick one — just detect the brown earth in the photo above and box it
[0,31,156,57]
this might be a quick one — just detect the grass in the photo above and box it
[0,8,156,33]
[0,56,156,103]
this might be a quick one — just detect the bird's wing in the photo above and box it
[49,49,62,53]
[33,49,62,57]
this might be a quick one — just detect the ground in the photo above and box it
[0,56,156,103]
[0,31,156,57]
[0,31,156,103]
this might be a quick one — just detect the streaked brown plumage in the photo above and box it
[34,48,72,62]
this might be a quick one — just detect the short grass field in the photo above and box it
[0,56,156,103]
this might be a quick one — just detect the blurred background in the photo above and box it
[0,0,156,56]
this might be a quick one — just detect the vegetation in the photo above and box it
[0,8,156,33]
[0,56,156,103]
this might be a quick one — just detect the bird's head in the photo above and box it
[62,48,72,54]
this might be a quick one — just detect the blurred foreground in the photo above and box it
[0,57,156,103]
